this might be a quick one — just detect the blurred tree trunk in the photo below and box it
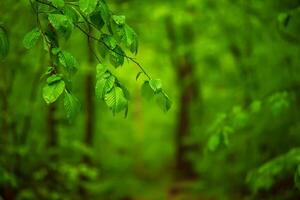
[46,104,57,147]
[78,28,96,198]
[84,32,95,160]
[165,17,199,180]
[1,91,9,144]
[0,70,16,200]
[0,90,16,200]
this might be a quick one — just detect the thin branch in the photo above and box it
[75,24,151,79]
[34,0,151,80]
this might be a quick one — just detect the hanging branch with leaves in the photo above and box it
[19,0,171,120]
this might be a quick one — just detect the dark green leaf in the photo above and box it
[109,46,124,68]
[98,0,110,24]
[90,9,105,30]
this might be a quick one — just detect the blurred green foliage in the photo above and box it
[0,0,300,200]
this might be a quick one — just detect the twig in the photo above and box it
[34,0,151,80]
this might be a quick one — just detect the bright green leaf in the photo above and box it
[64,91,80,121]
[42,80,65,104]
[23,28,41,49]
[95,75,115,99]
[48,14,73,39]
[49,0,65,8]
[112,15,126,25]
[63,6,79,23]
[149,79,162,93]
[104,87,128,114]
[79,0,98,15]
[124,24,138,54]
[58,51,79,74]
[47,74,62,85]
[96,63,107,79]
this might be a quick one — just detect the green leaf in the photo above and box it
[52,47,61,55]
[277,9,300,43]
[48,14,73,39]
[110,21,126,43]
[136,72,143,80]
[47,74,62,85]
[104,87,128,114]
[90,9,105,30]
[207,133,220,152]
[109,46,124,68]
[155,91,172,112]
[149,79,162,93]
[63,6,79,23]
[64,91,80,121]
[124,24,138,54]
[118,82,131,100]
[96,63,107,79]
[141,81,154,99]
[278,13,290,28]
[112,15,126,26]
[79,0,98,15]
[58,51,79,74]
[49,0,65,8]
[250,100,261,113]
[42,80,65,104]
[0,26,9,59]
[23,28,41,49]
[95,75,115,99]
[101,34,117,49]
[98,0,110,24]
[40,66,54,80]
[97,41,107,58]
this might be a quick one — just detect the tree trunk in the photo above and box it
[46,103,57,147]
[1,91,16,200]
[84,34,95,156]
[165,17,199,180]
[82,30,96,162]
[78,29,96,198]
